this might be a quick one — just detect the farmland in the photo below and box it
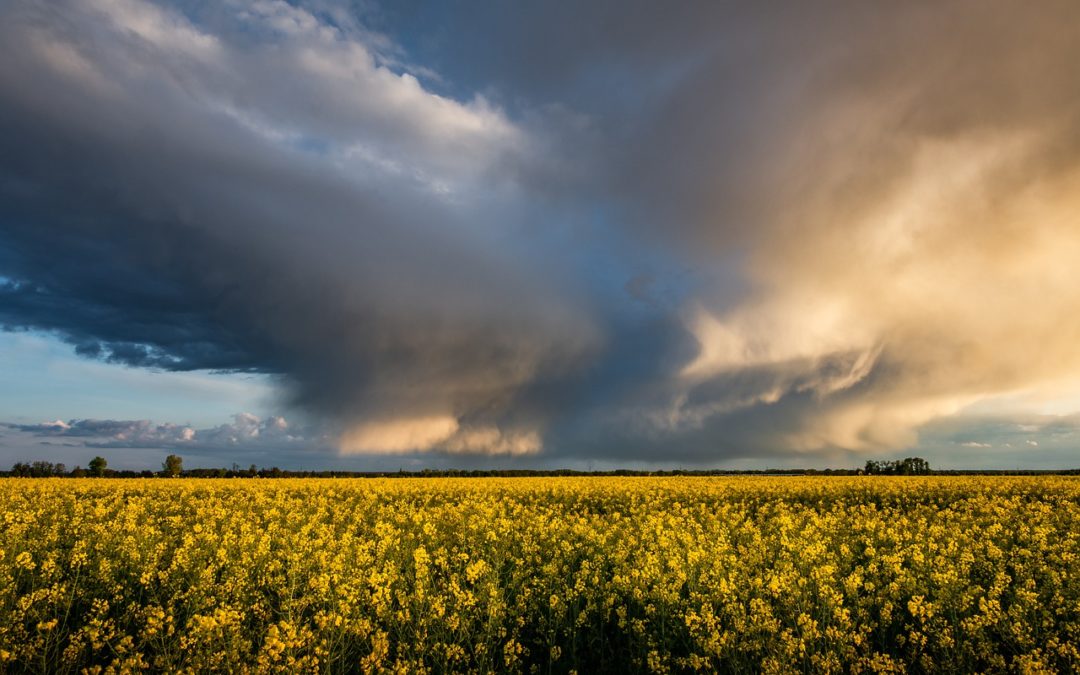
[2,477,1078,673]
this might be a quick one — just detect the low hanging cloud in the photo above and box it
[4,1,1080,463]
[5,413,313,451]
[340,416,541,457]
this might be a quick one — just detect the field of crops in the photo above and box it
[1,477,1079,673]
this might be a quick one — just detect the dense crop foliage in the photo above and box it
[1,477,1079,673]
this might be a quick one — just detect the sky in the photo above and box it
[3,0,1080,470]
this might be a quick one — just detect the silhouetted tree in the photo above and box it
[865,457,930,475]
[88,456,108,477]
[11,461,68,477]
[162,454,183,477]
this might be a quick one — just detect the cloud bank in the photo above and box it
[4,1,1080,464]
[6,413,305,450]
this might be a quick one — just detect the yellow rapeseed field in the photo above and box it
[1,477,1078,673]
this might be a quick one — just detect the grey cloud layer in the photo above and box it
[6,413,310,451]
[0,413,343,470]
[4,0,1080,463]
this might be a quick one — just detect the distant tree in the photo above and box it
[72,465,86,478]
[11,461,68,477]
[162,454,183,478]
[904,457,930,475]
[88,456,107,477]
[864,457,930,475]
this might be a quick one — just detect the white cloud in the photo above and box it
[85,0,222,59]
[340,416,543,456]
[18,0,523,197]
[340,415,459,454]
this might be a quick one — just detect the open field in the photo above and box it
[2,477,1079,673]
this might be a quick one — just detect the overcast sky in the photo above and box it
[3,0,1080,470]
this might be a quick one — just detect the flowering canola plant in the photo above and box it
[1,477,1078,673]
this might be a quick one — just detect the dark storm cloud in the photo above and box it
[479,0,1080,456]
[5,0,1080,463]
[0,0,609,456]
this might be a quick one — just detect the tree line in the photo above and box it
[6,455,1080,478]
[863,457,932,475]
[8,454,184,478]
